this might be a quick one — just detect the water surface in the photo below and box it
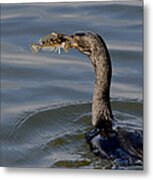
[1,1,143,169]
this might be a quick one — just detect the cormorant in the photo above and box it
[31,32,143,168]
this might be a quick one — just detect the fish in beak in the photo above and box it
[30,32,75,54]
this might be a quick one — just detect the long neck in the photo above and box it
[89,39,113,128]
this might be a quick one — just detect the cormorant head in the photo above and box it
[70,32,102,56]
[31,31,106,59]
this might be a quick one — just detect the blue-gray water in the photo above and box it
[1,1,143,169]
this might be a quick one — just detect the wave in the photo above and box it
[1,100,143,168]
